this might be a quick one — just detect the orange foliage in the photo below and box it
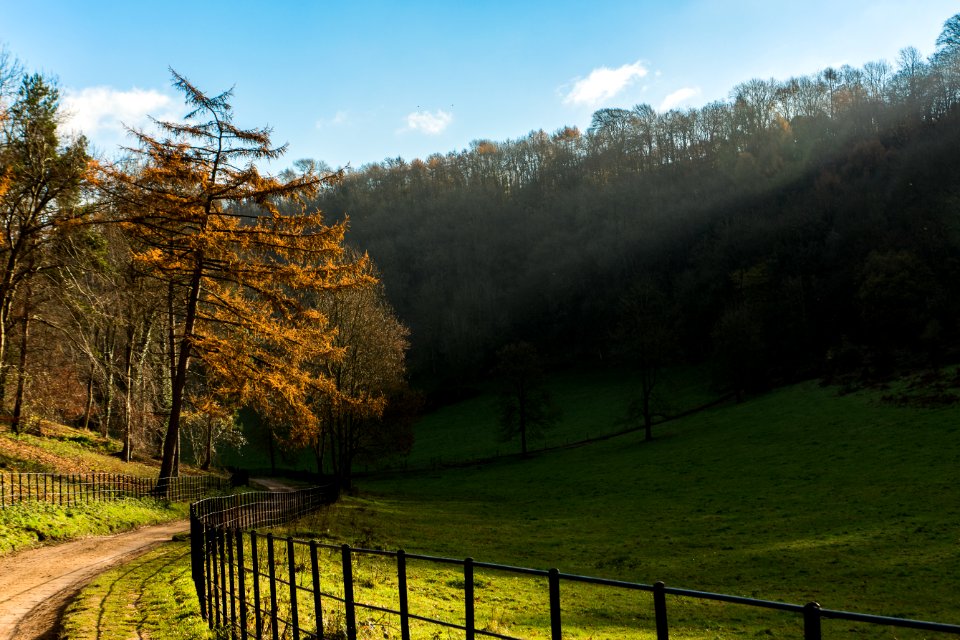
[96,71,375,477]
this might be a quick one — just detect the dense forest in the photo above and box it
[0,14,959,480]
[315,16,960,398]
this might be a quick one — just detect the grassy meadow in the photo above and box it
[278,373,960,639]
[394,365,718,470]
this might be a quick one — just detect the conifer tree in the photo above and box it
[95,71,369,487]
[0,74,89,430]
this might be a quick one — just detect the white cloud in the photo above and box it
[403,109,452,135]
[659,87,701,111]
[61,86,177,139]
[563,61,648,106]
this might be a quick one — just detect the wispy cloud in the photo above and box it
[61,86,177,139]
[402,109,452,135]
[659,87,701,111]
[563,61,648,106]
[316,110,351,128]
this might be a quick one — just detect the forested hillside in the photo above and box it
[1,15,959,480]
[317,20,960,394]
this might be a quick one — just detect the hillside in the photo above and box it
[0,420,207,477]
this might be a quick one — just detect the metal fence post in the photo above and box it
[397,549,410,640]
[310,540,324,639]
[251,531,263,640]
[219,528,229,629]
[190,510,207,620]
[228,528,237,635]
[804,602,822,640]
[236,529,249,640]
[548,568,562,640]
[341,544,357,640]
[287,537,300,640]
[210,527,221,628]
[465,557,475,640]
[654,581,669,640]
[268,534,279,640]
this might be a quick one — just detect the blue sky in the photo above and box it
[1,1,956,170]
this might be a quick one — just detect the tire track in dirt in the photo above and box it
[0,520,189,640]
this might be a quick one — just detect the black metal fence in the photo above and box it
[189,484,338,627]
[0,471,228,507]
[190,492,960,640]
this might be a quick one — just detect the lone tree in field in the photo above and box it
[494,341,560,456]
[96,70,369,488]
[616,277,675,441]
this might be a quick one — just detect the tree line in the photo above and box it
[0,56,409,488]
[311,15,960,408]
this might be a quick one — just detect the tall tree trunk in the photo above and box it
[201,415,212,471]
[0,326,7,416]
[0,256,20,416]
[82,364,95,431]
[121,328,134,462]
[313,430,326,476]
[101,344,114,438]
[157,259,202,490]
[519,381,527,456]
[267,428,276,475]
[11,303,29,435]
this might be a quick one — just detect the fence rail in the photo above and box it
[190,491,960,640]
[0,471,228,507]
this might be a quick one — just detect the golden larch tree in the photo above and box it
[95,70,370,486]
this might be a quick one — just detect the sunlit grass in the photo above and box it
[0,498,187,556]
[0,419,215,477]
[60,541,212,640]
[265,378,960,638]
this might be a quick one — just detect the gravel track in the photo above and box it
[0,520,189,640]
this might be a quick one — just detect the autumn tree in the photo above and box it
[96,71,369,487]
[300,255,409,488]
[493,341,560,456]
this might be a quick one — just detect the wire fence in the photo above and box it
[0,471,229,507]
[190,490,960,640]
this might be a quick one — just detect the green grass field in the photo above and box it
[373,364,722,471]
[278,375,959,638]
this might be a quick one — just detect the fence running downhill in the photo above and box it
[0,471,229,507]
[190,489,960,640]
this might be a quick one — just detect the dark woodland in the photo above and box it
[312,27,960,397]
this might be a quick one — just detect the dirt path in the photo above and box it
[248,477,300,492]
[0,519,189,640]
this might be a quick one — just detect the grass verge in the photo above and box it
[0,498,187,556]
[60,540,212,640]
